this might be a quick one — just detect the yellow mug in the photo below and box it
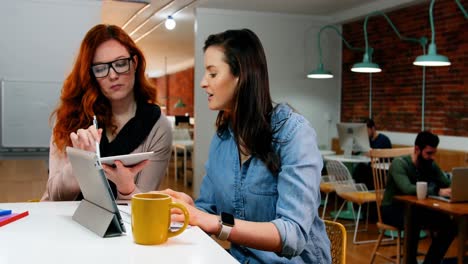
[131,193,189,245]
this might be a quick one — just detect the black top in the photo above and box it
[370,133,392,149]
[76,102,161,200]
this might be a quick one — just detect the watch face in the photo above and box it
[221,212,235,226]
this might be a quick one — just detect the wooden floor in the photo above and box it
[0,157,464,263]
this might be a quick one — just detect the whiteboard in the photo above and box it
[1,80,62,148]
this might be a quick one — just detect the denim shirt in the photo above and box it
[195,104,331,264]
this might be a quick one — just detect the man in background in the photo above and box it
[382,131,455,264]
[366,118,391,149]
[353,118,392,190]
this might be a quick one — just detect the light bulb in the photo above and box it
[165,16,176,30]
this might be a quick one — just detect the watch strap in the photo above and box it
[217,219,232,240]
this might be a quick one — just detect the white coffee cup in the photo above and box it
[416,181,428,200]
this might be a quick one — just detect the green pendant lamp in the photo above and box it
[351,49,381,73]
[352,11,427,73]
[174,98,186,108]
[308,25,365,79]
[414,0,467,66]
[307,63,333,79]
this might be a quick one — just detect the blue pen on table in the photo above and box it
[0,209,12,217]
[93,115,102,161]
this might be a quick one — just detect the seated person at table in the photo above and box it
[382,131,456,264]
[366,118,391,149]
[41,24,172,201]
[353,118,392,189]
[161,29,331,263]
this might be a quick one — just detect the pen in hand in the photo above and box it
[93,115,102,160]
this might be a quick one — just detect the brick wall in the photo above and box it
[150,67,194,116]
[341,0,467,136]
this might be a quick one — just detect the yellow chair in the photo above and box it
[321,160,354,219]
[27,199,40,202]
[369,147,413,264]
[324,220,346,264]
[333,182,376,244]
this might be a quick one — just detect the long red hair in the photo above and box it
[51,24,156,153]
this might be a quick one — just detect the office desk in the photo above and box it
[395,195,468,264]
[173,140,194,186]
[0,202,239,264]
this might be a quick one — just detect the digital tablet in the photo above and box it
[99,151,155,166]
[66,147,126,237]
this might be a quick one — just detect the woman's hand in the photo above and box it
[160,188,195,206]
[160,189,219,235]
[102,160,150,195]
[70,125,102,152]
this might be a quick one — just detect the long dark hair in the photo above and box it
[203,29,280,175]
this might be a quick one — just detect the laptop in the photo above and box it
[429,167,468,203]
[66,147,126,237]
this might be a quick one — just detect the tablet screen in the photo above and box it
[99,151,155,166]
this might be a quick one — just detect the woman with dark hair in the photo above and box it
[163,29,330,263]
[41,24,172,201]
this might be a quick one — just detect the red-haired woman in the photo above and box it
[41,24,172,201]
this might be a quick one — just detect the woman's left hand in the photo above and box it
[101,159,150,195]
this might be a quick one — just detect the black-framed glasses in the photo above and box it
[91,57,133,78]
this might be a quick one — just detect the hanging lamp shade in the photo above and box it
[351,52,381,73]
[174,98,186,108]
[307,63,333,79]
[413,43,450,66]
[412,0,468,66]
[307,25,365,80]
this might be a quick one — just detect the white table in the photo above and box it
[323,154,370,163]
[319,150,336,156]
[0,202,239,264]
[173,140,194,186]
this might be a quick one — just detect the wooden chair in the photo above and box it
[369,147,413,264]
[321,160,354,219]
[324,220,347,264]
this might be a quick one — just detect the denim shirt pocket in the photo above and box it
[246,163,278,195]
[244,162,278,222]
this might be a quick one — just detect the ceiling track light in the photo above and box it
[128,0,176,36]
[121,2,151,30]
[135,0,198,43]
[165,15,176,30]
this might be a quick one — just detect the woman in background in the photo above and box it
[163,29,331,263]
[41,24,172,201]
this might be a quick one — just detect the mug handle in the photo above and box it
[167,202,189,238]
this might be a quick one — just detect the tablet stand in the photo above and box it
[73,199,123,238]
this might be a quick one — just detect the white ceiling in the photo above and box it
[102,0,423,77]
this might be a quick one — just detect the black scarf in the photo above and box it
[76,102,161,200]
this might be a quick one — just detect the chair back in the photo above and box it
[324,220,347,264]
[173,128,191,141]
[369,147,413,222]
[326,160,353,182]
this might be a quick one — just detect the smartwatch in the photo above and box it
[218,212,235,240]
